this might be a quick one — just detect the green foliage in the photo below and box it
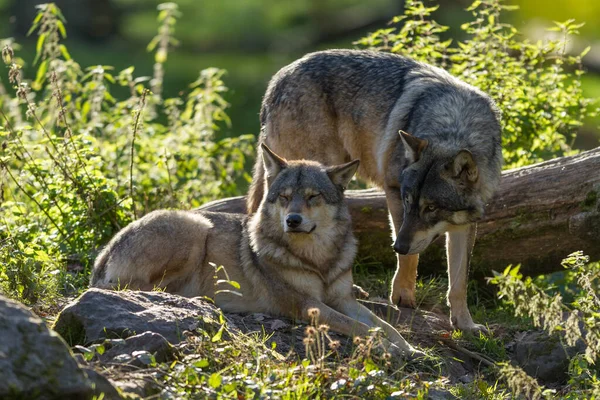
[450,377,510,400]
[356,0,598,168]
[489,252,600,398]
[155,316,440,399]
[0,2,252,304]
[1,2,599,396]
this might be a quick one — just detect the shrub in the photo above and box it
[0,3,253,304]
[489,252,600,398]
[356,0,598,168]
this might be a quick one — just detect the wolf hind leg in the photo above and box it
[247,146,265,214]
[446,223,487,334]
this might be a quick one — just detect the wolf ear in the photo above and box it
[261,144,287,182]
[399,130,428,164]
[327,159,360,189]
[450,150,478,183]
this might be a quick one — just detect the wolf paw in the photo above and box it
[391,288,416,308]
[352,284,370,299]
[387,343,426,360]
[451,317,489,335]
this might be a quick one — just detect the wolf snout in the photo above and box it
[286,213,303,229]
[393,240,411,255]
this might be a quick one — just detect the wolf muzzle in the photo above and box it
[393,240,411,255]
[286,213,303,229]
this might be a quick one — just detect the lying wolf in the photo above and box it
[91,145,421,358]
[247,49,502,333]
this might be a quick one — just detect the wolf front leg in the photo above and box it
[446,223,487,333]
[385,186,419,308]
[292,297,416,359]
[331,297,424,359]
[390,254,419,308]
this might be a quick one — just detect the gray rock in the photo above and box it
[82,367,123,400]
[109,370,163,398]
[427,387,458,400]
[0,294,94,399]
[101,331,175,366]
[512,330,586,383]
[53,288,225,345]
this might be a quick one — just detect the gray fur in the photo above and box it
[90,153,420,358]
[247,49,502,333]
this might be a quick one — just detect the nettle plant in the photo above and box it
[356,0,598,168]
[0,3,252,303]
[490,252,600,399]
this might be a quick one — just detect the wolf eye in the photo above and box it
[308,193,321,200]
[279,194,290,201]
[426,205,437,212]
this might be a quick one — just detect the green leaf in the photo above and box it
[580,46,591,58]
[211,324,224,342]
[155,48,167,64]
[36,33,46,55]
[27,22,40,36]
[33,60,48,90]
[32,12,43,25]
[57,20,67,38]
[215,279,240,289]
[104,73,116,84]
[194,359,209,368]
[158,9,169,22]
[466,0,482,11]
[363,358,378,373]
[55,8,67,22]
[147,36,160,52]
[35,250,51,263]
[90,344,105,355]
[208,373,222,388]
[59,44,71,60]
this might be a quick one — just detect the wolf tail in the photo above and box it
[247,147,265,214]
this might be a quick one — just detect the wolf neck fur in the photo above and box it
[247,209,354,282]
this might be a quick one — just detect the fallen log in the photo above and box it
[199,147,600,278]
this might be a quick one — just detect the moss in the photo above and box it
[580,190,598,211]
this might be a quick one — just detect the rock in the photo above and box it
[100,331,175,366]
[109,370,163,398]
[81,367,123,400]
[427,387,458,399]
[0,294,95,399]
[53,288,226,346]
[510,330,586,383]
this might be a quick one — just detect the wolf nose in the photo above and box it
[286,214,303,228]
[393,240,410,255]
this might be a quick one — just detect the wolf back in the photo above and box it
[249,49,501,211]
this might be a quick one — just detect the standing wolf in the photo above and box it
[247,50,502,333]
[91,145,421,358]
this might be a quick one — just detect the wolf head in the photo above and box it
[393,131,488,255]
[257,144,359,238]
